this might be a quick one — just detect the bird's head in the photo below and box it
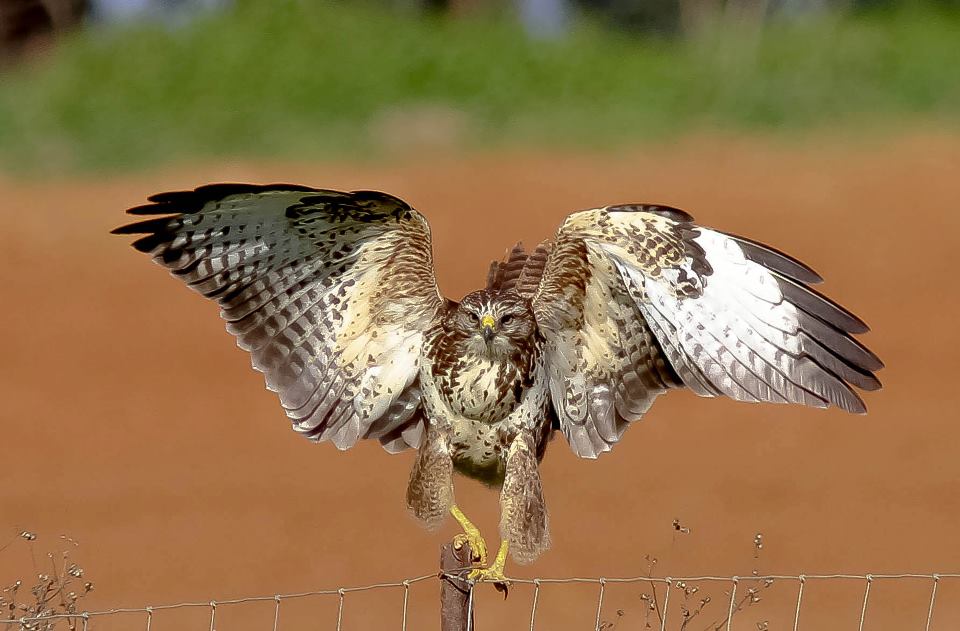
[451,290,537,357]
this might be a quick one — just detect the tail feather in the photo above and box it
[516,241,553,298]
[487,243,529,292]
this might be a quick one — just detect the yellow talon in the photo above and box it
[450,505,487,564]
[468,540,510,584]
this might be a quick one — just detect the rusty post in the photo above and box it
[440,541,474,631]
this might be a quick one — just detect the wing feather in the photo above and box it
[532,212,686,458]
[723,232,824,285]
[114,183,442,453]
[533,204,881,458]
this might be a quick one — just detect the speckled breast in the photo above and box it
[421,327,552,486]
[448,416,510,485]
[435,353,525,424]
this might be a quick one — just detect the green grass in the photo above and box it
[1,1,958,173]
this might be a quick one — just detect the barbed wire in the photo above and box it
[3,571,958,630]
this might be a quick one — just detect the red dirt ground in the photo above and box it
[3,131,960,630]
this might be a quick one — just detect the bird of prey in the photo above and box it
[114,183,882,581]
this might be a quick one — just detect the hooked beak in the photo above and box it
[480,314,496,342]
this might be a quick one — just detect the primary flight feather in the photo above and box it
[114,183,881,580]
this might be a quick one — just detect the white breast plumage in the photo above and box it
[448,355,517,421]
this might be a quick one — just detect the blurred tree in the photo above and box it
[0,0,86,57]
[574,0,869,35]
[582,0,683,34]
[423,0,451,11]
[388,0,486,14]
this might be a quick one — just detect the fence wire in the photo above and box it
[3,572,958,630]
[476,572,958,631]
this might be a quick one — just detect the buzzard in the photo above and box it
[114,184,881,581]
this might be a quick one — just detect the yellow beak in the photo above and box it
[480,314,496,341]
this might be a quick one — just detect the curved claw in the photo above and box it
[468,565,509,583]
[453,531,488,565]
[468,539,511,591]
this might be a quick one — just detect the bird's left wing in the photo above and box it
[114,183,445,453]
[531,204,882,458]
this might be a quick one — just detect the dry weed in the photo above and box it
[1,531,94,631]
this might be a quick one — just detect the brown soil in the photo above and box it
[3,131,960,631]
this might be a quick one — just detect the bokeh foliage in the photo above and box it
[0,0,958,172]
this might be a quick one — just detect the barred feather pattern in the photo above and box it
[532,204,881,458]
[487,243,529,293]
[113,184,444,452]
[116,184,882,565]
[532,213,685,458]
[406,425,455,530]
[500,433,551,563]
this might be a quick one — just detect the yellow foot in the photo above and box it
[468,564,508,583]
[468,540,510,585]
[450,505,487,564]
[453,531,487,565]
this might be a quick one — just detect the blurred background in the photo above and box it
[1,0,958,169]
[2,1,960,629]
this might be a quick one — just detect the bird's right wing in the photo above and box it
[114,184,446,453]
[532,204,882,459]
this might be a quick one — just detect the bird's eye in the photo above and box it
[470,313,479,321]
[501,314,513,325]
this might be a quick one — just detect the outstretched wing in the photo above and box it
[532,204,882,459]
[114,183,446,453]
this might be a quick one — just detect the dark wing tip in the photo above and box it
[862,347,885,371]
[734,232,880,379]
[725,232,824,285]
[116,182,324,243]
[777,274,871,335]
[112,215,181,252]
[126,203,173,216]
[110,224,135,235]
[861,372,883,391]
[111,216,175,235]
[606,203,696,223]
[845,397,868,415]
[724,231,874,346]
[349,189,415,210]
[147,182,316,203]
[141,182,318,211]
[110,215,179,252]
[130,234,166,253]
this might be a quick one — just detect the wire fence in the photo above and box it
[3,571,959,631]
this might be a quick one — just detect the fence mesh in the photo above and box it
[3,571,958,631]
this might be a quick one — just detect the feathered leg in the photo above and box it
[406,425,488,563]
[406,425,454,530]
[471,432,550,582]
[500,432,551,564]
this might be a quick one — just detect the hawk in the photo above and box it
[114,184,882,581]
